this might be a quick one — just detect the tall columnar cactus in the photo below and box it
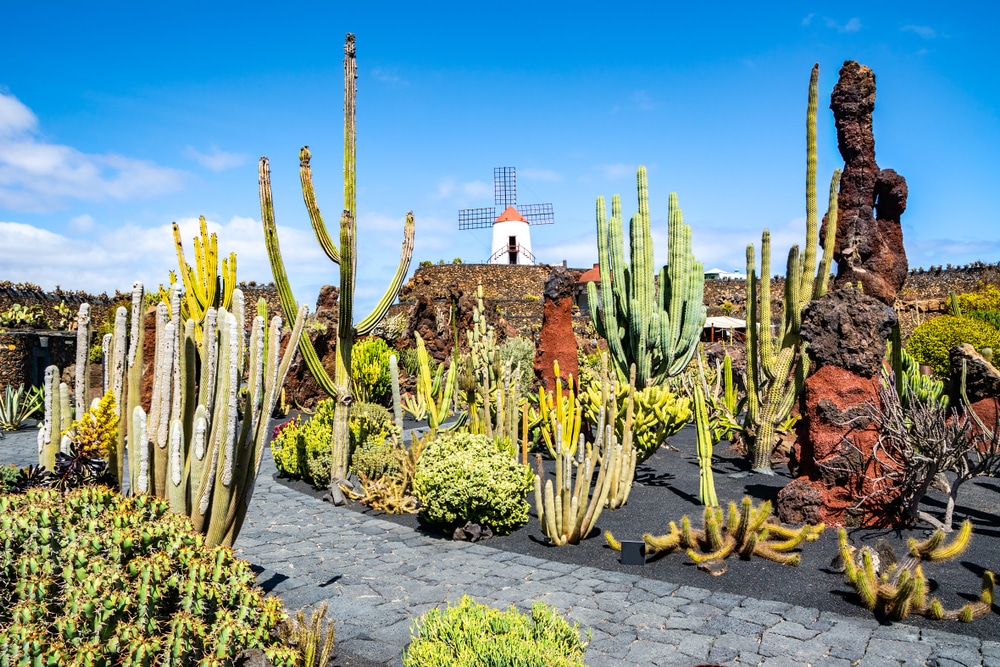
[74,303,91,415]
[743,63,841,472]
[258,33,415,485]
[587,168,706,387]
[171,215,237,347]
[40,285,307,548]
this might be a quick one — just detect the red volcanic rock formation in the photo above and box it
[535,267,579,393]
[828,60,909,305]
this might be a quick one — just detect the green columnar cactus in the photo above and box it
[258,33,415,485]
[588,168,706,387]
[40,286,307,548]
[171,215,237,348]
[693,384,718,507]
[37,366,70,471]
[415,333,458,433]
[838,521,994,621]
[533,360,584,460]
[742,63,841,472]
[390,353,403,433]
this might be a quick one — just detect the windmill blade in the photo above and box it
[520,202,555,225]
[494,167,516,207]
[459,207,498,230]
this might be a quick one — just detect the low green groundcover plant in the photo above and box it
[403,595,588,667]
[906,314,1000,377]
[0,487,296,666]
[413,432,533,534]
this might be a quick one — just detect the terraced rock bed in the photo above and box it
[277,423,1000,643]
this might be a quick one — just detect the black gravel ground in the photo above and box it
[277,423,1000,643]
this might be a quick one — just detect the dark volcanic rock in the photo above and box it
[799,288,897,377]
[535,267,579,392]
[829,60,908,305]
[283,286,341,410]
[949,343,1000,403]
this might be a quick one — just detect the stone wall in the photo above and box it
[0,331,76,389]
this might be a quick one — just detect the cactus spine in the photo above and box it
[588,169,706,387]
[258,33,415,485]
[743,63,840,472]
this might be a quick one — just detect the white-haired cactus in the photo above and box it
[40,284,306,548]
[258,33,415,485]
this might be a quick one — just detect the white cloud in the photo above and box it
[595,164,636,182]
[901,24,936,39]
[801,13,815,26]
[434,177,492,204]
[824,16,862,33]
[634,90,655,111]
[0,93,37,138]
[0,91,186,213]
[68,213,95,232]
[371,67,408,86]
[183,145,248,171]
[520,168,562,182]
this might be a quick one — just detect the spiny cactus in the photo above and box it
[534,360,637,544]
[170,215,237,348]
[606,496,824,569]
[532,359,584,460]
[259,33,415,485]
[581,372,690,464]
[693,383,718,507]
[743,63,841,472]
[587,167,706,387]
[39,285,307,548]
[0,487,297,665]
[414,333,459,433]
[838,521,994,622]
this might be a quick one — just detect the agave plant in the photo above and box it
[0,384,44,431]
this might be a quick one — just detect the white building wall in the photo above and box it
[489,219,534,265]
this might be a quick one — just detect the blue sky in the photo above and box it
[1,2,997,315]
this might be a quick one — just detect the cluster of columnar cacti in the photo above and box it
[38,282,306,548]
[534,359,637,545]
[885,331,948,409]
[0,487,297,665]
[170,215,237,348]
[414,334,459,433]
[606,496,823,567]
[458,284,524,443]
[258,33,415,485]
[743,63,841,471]
[588,168,706,387]
[533,359,584,460]
[838,521,995,621]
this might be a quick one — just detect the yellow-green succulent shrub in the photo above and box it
[351,337,393,405]
[580,381,692,463]
[348,402,401,480]
[906,315,1000,377]
[0,487,296,666]
[403,595,588,667]
[413,432,533,534]
[956,284,1000,313]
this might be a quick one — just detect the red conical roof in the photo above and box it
[494,205,527,224]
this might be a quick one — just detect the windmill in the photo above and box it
[458,167,554,265]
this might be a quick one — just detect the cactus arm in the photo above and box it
[74,303,91,415]
[258,155,339,400]
[355,211,416,336]
[798,63,820,308]
[814,169,841,299]
[299,146,341,264]
[329,209,355,484]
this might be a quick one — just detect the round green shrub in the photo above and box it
[413,432,533,534]
[906,315,1000,377]
[0,487,296,665]
[402,595,588,667]
[352,337,393,405]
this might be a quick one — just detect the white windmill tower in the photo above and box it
[458,167,554,265]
